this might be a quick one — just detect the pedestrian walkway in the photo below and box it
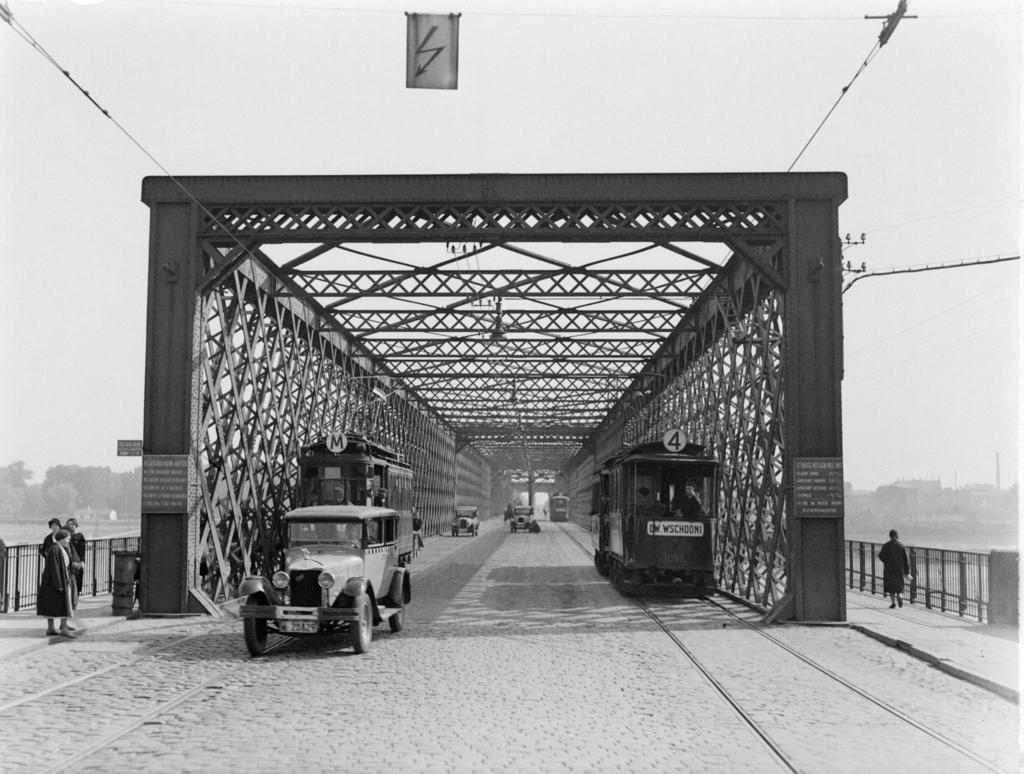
[844,588,1019,701]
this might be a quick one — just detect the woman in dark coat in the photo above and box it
[65,518,87,594]
[878,529,911,609]
[37,529,77,637]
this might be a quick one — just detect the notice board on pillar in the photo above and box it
[793,458,844,518]
[142,455,189,512]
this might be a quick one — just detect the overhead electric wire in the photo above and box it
[2,5,261,279]
[787,40,881,172]
[866,195,1018,234]
[843,253,1019,294]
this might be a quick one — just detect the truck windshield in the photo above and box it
[288,520,362,546]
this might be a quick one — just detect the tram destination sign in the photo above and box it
[793,457,844,518]
[647,521,704,537]
[141,455,189,513]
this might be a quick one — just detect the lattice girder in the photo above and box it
[328,310,681,335]
[142,173,847,621]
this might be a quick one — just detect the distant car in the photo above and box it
[452,506,480,537]
[510,505,534,533]
[238,505,410,656]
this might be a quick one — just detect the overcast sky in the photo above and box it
[0,0,1019,491]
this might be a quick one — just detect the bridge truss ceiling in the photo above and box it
[142,174,846,621]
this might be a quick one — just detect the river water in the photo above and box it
[0,516,142,547]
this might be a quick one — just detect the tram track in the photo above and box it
[37,635,297,774]
[0,616,302,773]
[555,521,1011,774]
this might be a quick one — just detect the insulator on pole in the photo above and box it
[878,0,910,47]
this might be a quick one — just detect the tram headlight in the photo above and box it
[317,571,336,590]
[272,571,290,589]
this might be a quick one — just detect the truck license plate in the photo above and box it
[282,620,317,633]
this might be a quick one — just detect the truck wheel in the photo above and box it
[244,617,267,657]
[350,593,373,653]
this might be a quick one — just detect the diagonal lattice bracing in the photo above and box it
[329,310,681,335]
[200,201,786,241]
[192,258,465,602]
[287,269,712,298]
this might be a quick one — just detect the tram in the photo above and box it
[591,436,718,595]
[549,494,569,522]
[295,432,416,564]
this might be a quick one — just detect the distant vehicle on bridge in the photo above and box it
[239,505,411,656]
[591,439,718,595]
[295,432,415,565]
[451,505,480,536]
[549,494,569,522]
[510,505,536,533]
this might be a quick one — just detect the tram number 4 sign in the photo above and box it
[662,428,688,453]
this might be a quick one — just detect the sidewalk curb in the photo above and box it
[849,623,1019,704]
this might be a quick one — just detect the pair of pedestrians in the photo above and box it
[37,519,84,637]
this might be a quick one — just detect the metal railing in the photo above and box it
[0,536,141,613]
[846,540,989,622]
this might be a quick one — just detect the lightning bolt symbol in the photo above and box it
[415,25,444,77]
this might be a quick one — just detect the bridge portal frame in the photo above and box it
[141,172,847,620]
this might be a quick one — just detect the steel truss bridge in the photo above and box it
[141,173,847,621]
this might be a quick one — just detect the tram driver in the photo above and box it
[672,481,706,520]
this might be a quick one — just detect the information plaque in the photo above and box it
[117,439,143,457]
[793,457,844,518]
[141,455,189,513]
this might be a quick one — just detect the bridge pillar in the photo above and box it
[140,200,200,615]
[784,197,846,622]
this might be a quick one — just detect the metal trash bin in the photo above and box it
[112,551,140,615]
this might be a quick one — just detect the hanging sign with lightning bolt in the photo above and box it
[406,12,460,90]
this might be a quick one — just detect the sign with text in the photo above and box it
[793,457,844,518]
[117,439,143,457]
[406,12,460,89]
[141,455,189,513]
[647,520,704,537]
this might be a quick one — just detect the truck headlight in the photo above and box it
[272,571,289,589]
[317,571,336,589]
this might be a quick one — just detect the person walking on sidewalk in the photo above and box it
[37,529,78,637]
[412,508,424,556]
[878,529,911,609]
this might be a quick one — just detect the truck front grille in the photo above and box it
[289,570,321,606]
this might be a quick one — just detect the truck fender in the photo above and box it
[239,575,276,603]
[386,567,409,605]
[343,577,367,598]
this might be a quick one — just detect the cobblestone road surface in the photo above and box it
[0,519,1018,773]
